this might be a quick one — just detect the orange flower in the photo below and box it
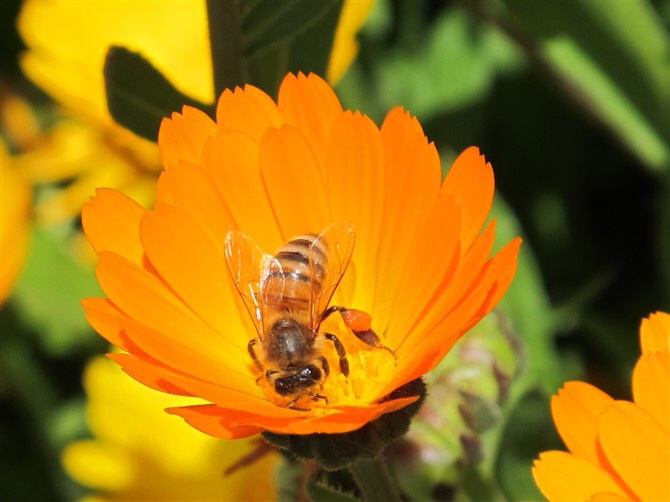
[532,311,670,501]
[82,72,520,438]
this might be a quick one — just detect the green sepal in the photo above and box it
[307,480,360,502]
[263,378,426,471]
[103,46,211,141]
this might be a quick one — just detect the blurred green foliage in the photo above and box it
[2,0,669,500]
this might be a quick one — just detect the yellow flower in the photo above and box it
[63,357,277,501]
[328,0,377,83]
[82,72,520,438]
[18,0,214,125]
[17,0,212,222]
[532,311,670,501]
[16,0,371,224]
[0,139,31,304]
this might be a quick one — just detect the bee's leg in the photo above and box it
[318,355,330,377]
[308,391,329,405]
[324,333,350,377]
[248,338,264,371]
[286,392,327,410]
[324,306,395,356]
[285,397,302,409]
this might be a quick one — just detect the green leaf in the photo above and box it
[372,7,522,121]
[498,0,670,171]
[104,46,210,141]
[242,0,343,95]
[491,195,564,393]
[241,0,341,58]
[11,228,103,355]
[206,0,247,95]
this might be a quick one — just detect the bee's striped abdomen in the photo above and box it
[263,234,328,309]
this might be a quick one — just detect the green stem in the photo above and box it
[348,456,402,502]
[206,0,247,97]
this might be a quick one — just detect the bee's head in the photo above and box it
[274,365,322,396]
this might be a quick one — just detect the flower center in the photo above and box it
[256,314,397,412]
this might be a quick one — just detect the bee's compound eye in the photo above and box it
[274,377,296,396]
[299,365,321,383]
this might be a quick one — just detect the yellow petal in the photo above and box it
[18,0,213,120]
[62,440,134,490]
[598,401,670,501]
[589,493,632,502]
[551,381,614,465]
[632,352,669,432]
[639,311,670,354]
[327,0,376,83]
[0,141,30,303]
[69,357,278,500]
[532,451,628,501]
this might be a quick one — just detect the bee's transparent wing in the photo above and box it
[309,221,355,330]
[259,253,286,318]
[224,230,269,340]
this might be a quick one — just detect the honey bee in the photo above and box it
[224,222,385,409]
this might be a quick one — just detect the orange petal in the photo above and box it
[140,203,240,337]
[325,111,385,314]
[199,130,283,250]
[383,193,462,351]
[551,381,614,464]
[81,296,129,350]
[168,395,417,438]
[167,404,265,439]
[632,352,669,431]
[95,252,248,373]
[420,235,522,372]
[158,106,218,169]
[479,236,522,310]
[598,401,670,501]
[259,124,331,241]
[532,451,628,501]
[392,277,492,390]
[397,219,497,356]
[277,72,343,166]
[215,84,283,142]
[116,313,258,397]
[108,353,193,396]
[373,107,443,340]
[441,147,494,249]
[82,188,146,265]
[154,162,234,247]
[438,219,497,316]
[108,350,270,408]
[108,338,301,421]
[289,396,418,435]
[639,311,670,354]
